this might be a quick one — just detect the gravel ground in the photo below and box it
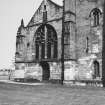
[0,82,105,105]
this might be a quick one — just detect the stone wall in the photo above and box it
[63,0,103,81]
[74,0,103,80]
[15,0,104,82]
[76,0,103,58]
[50,62,61,80]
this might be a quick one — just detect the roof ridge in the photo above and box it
[27,0,62,27]
[48,0,62,8]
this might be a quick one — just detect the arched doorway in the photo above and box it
[35,24,58,60]
[40,61,50,81]
[93,60,100,79]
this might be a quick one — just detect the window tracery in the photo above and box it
[90,8,102,27]
[35,24,58,60]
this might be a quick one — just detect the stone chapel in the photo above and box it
[15,0,104,84]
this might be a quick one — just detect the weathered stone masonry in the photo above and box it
[15,0,104,83]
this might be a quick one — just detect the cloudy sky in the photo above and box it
[0,0,62,69]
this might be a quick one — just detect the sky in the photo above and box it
[0,0,62,69]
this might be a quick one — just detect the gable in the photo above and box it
[27,0,62,27]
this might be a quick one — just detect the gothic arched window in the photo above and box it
[35,24,58,60]
[90,8,102,27]
[93,60,100,79]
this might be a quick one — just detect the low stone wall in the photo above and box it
[0,70,10,80]
[0,76,9,80]
[63,80,103,87]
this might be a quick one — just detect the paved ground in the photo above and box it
[0,81,105,105]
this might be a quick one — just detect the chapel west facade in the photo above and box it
[15,0,104,83]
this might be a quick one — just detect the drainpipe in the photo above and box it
[102,0,105,87]
[61,0,65,85]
